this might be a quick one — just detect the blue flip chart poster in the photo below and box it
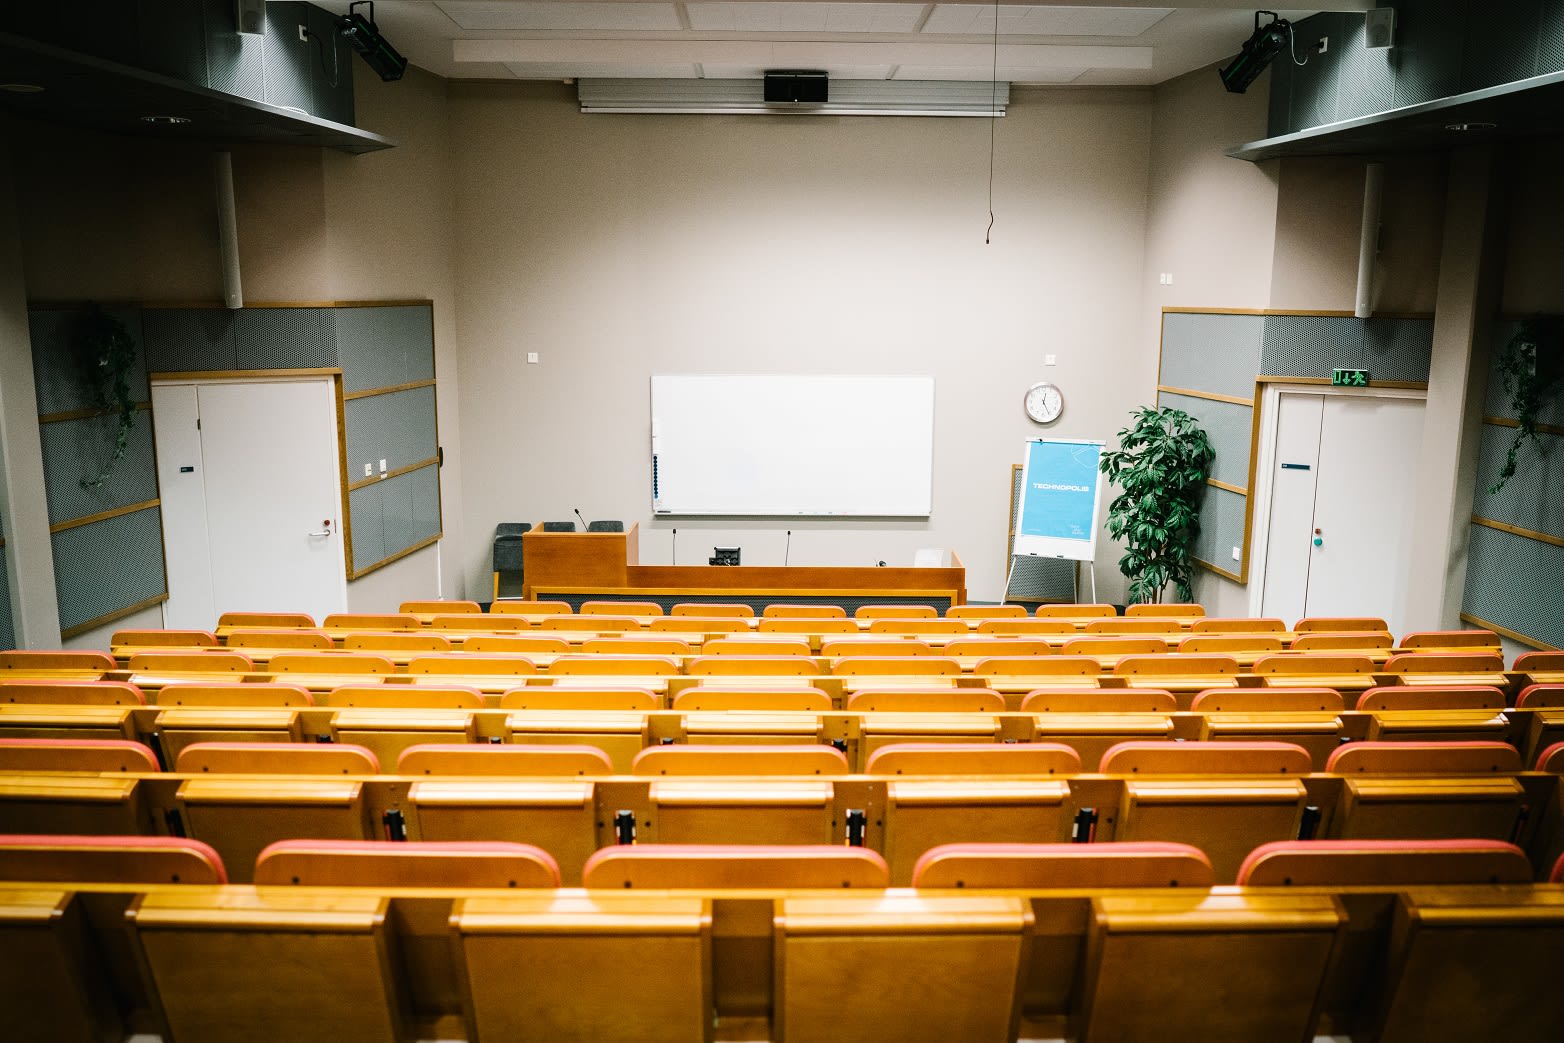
[1014,439,1105,561]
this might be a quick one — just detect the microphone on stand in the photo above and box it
[573,507,588,531]
[784,529,792,567]
[672,528,678,566]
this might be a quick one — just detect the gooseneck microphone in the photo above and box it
[784,529,792,567]
[672,527,678,565]
[573,507,587,530]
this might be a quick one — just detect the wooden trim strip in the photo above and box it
[1459,612,1556,652]
[1261,376,1429,390]
[60,593,169,641]
[1193,559,1243,584]
[1483,416,1564,437]
[1161,307,1434,320]
[150,369,342,382]
[347,456,439,492]
[1157,385,1254,407]
[36,299,432,311]
[535,586,962,600]
[343,378,437,402]
[1207,478,1247,496]
[1471,515,1564,550]
[348,533,442,581]
[38,402,152,425]
[49,499,160,535]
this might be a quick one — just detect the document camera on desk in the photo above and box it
[710,547,741,566]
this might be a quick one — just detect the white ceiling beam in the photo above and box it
[455,37,1153,68]
[434,1,1372,9]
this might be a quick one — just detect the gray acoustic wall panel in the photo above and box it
[29,307,149,416]
[345,386,438,480]
[203,0,267,101]
[1004,555,1077,603]
[1391,0,1469,108]
[349,483,388,570]
[1260,314,1432,381]
[1543,0,1564,73]
[1462,522,1564,649]
[1331,19,1396,122]
[143,309,239,373]
[1472,426,1564,535]
[51,509,167,634]
[262,2,316,115]
[1461,0,1545,91]
[137,0,209,85]
[0,551,13,650]
[1159,313,1264,400]
[235,308,338,370]
[1191,485,1247,574]
[336,306,437,394]
[39,417,160,527]
[1156,392,1253,490]
[1484,321,1564,427]
[378,465,442,561]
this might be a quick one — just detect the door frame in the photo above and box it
[151,372,351,624]
[1246,382,1428,618]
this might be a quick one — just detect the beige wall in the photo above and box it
[448,83,1156,603]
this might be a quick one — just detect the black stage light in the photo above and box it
[1219,11,1293,94]
[338,1,407,82]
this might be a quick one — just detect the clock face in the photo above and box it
[1025,382,1063,424]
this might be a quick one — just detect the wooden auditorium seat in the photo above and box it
[1399,629,1502,651]
[762,603,847,618]
[581,844,889,888]
[1191,617,1286,634]
[253,839,560,887]
[1289,631,1394,653]
[648,616,751,634]
[1084,618,1185,635]
[322,685,481,765]
[686,655,821,677]
[0,681,144,745]
[548,654,681,676]
[579,599,660,615]
[0,650,116,678]
[0,736,159,773]
[125,651,254,680]
[672,687,832,712]
[430,613,531,632]
[400,600,482,615]
[672,602,755,617]
[944,637,1055,658]
[632,745,848,776]
[0,833,227,884]
[1028,699,1176,769]
[1190,687,1346,769]
[323,612,421,631]
[1251,653,1378,693]
[582,636,691,656]
[1177,634,1285,655]
[855,604,938,619]
[405,773,598,880]
[699,637,814,658]
[463,634,570,655]
[867,618,968,634]
[342,631,454,653]
[0,679,145,705]
[1022,688,1178,713]
[489,599,572,616]
[1036,603,1115,618]
[1126,603,1204,617]
[1058,637,1167,659]
[1097,741,1313,882]
[946,604,1028,620]
[1324,741,1527,844]
[975,618,1076,635]
[111,628,218,648]
[1381,651,1508,687]
[1537,741,1564,772]
[398,743,614,776]
[1356,684,1510,744]
[224,628,335,650]
[1112,653,1242,691]
[758,617,859,635]
[910,840,1214,888]
[156,682,314,707]
[1236,839,1534,886]
[631,745,845,846]
[217,610,315,629]
[865,742,1081,775]
[500,685,659,711]
[1295,616,1389,633]
[847,688,1005,713]
[407,653,537,679]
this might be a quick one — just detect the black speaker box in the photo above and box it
[764,71,828,104]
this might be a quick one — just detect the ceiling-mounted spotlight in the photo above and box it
[338,1,407,82]
[1219,11,1294,94]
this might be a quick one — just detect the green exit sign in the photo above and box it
[1332,368,1370,387]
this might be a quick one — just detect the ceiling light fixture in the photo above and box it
[0,83,45,93]
[1219,11,1302,94]
[139,115,192,125]
[1444,121,1497,132]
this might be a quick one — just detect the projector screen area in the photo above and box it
[650,374,935,516]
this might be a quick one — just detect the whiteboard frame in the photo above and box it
[1012,437,1107,562]
[649,374,935,517]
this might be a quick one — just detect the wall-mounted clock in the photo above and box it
[1024,381,1063,424]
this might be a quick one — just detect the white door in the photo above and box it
[151,385,217,630]
[1258,390,1425,635]
[154,379,348,628]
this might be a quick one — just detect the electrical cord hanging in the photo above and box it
[301,27,342,89]
[1286,21,1310,67]
[985,0,999,244]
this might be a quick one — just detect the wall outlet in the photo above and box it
[1045,354,1057,366]
[1231,546,1242,561]
[379,459,388,474]
[363,463,372,477]
[298,24,309,43]
[526,352,540,364]
[1158,272,1174,285]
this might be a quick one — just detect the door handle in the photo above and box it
[309,520,334,538]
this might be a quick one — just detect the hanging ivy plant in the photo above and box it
[1489,316,1564,495]
[74,303,139,491]
[1099,406,1215,605]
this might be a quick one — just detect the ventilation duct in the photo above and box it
[578,79,1010,117]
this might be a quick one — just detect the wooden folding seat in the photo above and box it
[131,890,407,1040]
[1113,653,1242,693]
[582,844,888,888]
[505,708,651,771]
[976,618,1076,635]
[672,687,832,712]
[681,711,825,747]
[1098,741,1313,882]
[169,742,380,884]
[944,637,1054,658]
[217,611,315,629]
[549,654,681,676]
[0,834,227,884]
[648,616,751,633]
[406,654,538,684]
[1296,616,1389,633]
[1036,604,1116,618]
[0,736,158,773]
[489,599,572,616]
[633,746,844,845]
[774,893,1032,1042]
[1518,683,1564,708]
[1381,651,1509,688]
[700,637,813,657]
[430,613,532,632]
[1325,741,1527,844]
[1399,629,1502,651]
[1029,711,1175,771]
[154,699,306,766]
[1289,631,1394,653]
[323,612,420,631]
[125,651,254,683]
[763,603,847,618]
[0,679,144,706]
[1178,634,1284,656]
[946,604,1028,620]
[866,742,1081,775]
[398,743,614,776]
[540,615,640,633]
[1515,651,1564,685]
[0,681,144,743]
[821,638,933,657]
[758,617,859,635]
[855,604,938,619]
[400,600,482,615]
[1236,838,1534,886]
[582,600,663,616]
[1085,618,1185,635]
[830,656,961,677]
[0,773,150,834]
[855,704,1003,768]
[253,838,560,887]
[463,634,569,655]
[155,682,313,708]
[224,628,334,650]
[1022,688,1177,713]
[326,684,484,709]
[1357,684,1510,744]
[268,651,397,677]
[0,650,115,679]
[342,631,454,653]
[867,618,968,634]
[911,840,1213,888]
[1190,687,1345,769]
[1252,653,1377,694]
[582,636,691,656]
[686,655,821,677]
[1059,636,1168,660]
[1191,617,1286,634]
[329,701,480,766]
[1537,741,1564,772]
[672,602,754,617]
[450,892,713,1042]
[407,774,599,879]
[978,656,1103,702]
[501,686,659,711]
[847,688,1004,713]
[111,628,217,649]
[1517,684,1564,765]
[1127,603,1204,618]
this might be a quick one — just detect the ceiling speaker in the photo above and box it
[236,0,265,35]
[1365,8,1395,49]
[764,70,828,104]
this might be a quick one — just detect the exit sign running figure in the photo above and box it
[1332,368,1370,387]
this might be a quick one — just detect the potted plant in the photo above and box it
[1489,315,1564,494]
[1099,405,1215,604]
[74,303,139,491]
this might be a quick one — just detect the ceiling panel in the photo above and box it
[893,64,1087,83]
[505,62,703,79]
[921,6,1175,38]
[437,2,684,32]
[685,3,930,34]
[700,62,896,79]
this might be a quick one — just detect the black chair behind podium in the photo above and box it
[492,523,531,600]
[542,520,577,532]
[588,519,625,532]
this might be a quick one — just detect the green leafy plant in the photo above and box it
[1489,316,1564,495]
[1099,406,1215,604]
[74,303,138,491]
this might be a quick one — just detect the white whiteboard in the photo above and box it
[1012,438,1107,562]
[650,374,934,516]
